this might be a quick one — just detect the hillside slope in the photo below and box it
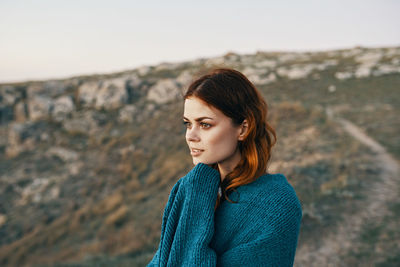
[0,46,399,266]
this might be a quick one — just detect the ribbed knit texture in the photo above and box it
[147,163,302,267]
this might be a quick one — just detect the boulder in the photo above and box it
[0,85,18,105]
[26,81,67,98]
[118,104,137,123]
[46,146,79,162]
[277,64,314,80]
[95,77,128,110]
[78,78,128,110]
[78,81,100,108]
[63,110,105,136]
[354,51,383,78]
[147,78,180,104]
[335,72,353,80]
[137,65,151,76]
[5,121,44,158]
[176,70,193,89]
[14,101,28,122]
[52,95,75,122]
[27,95,53,121]
[254,59,277,69]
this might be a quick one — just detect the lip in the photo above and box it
[190,148,204,156]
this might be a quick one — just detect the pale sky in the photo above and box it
[1,0,399,83]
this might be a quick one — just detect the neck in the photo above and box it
[217,148,242,182]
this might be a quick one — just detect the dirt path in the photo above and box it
[295,107,399,266]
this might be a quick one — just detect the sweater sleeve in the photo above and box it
[218,180,302,267]
[147,163,220,267]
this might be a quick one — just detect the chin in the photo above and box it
[192,158,213,166]
[192,157,203,165]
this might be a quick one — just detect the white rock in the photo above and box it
[0,85,17,105]
[254,59,277,69]
[372,64,400,76]
[118,144,135,159]
[328,85,336,92]
[69,161,83,176]
[46,146,79,162]
[14,102,27,122]
[335,72,353,80]
[0,214,6,227]
[78,78,128,110]
[277,65,314,80]
[18,176,61,204]
[52,95,75,122]
[50,186,60,199]
[26,81,67,98]
[95,77,128,110]
[78,81,99,107]
[354,50,383,78]
[118,104,137,123]
[242,66,266,77]
[40,132,49,141]
[392,58,400,65]
[147,78,180,104]
[384,47,400,57]
[28,95,53,121]
[176,70,193,88]
[248,72,276,85]
[126,74,142,88]
[8,123,25,146]
[318,59,338,70]
[355,66,372,78]
[63,110,101,135]
[278,53,310,63]
[5,121,36,158]
[355,51,383,65]
[278,53,298,63]
[137,65,151,76]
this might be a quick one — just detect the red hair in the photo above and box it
[183,68,277,210]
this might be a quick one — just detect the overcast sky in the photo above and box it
[1,0,399,83]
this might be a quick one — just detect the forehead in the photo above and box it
[183,97,220,118]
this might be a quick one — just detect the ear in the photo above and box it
[238,119,248,141]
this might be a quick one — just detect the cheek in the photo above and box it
[208,129,238,153]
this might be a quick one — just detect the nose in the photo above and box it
[186,126,200,142]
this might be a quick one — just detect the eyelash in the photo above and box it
[183,121,211,129]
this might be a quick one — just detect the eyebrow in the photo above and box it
[183,116,214,121]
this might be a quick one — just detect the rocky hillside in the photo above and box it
[0,46,399,266]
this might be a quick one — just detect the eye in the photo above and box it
[200,122,211,129]
[183,121,211,129]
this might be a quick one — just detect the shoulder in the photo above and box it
[261,173,300,204]
[242,173,300,201]
[238,173,302,225]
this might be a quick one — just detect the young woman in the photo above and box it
[148,68,302,266]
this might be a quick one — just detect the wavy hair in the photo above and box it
[183,68,277,210]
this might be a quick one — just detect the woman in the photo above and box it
[148,68,302,266]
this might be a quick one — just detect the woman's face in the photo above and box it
[183,97,244,169]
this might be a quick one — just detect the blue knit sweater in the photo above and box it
[148,163,302,267]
